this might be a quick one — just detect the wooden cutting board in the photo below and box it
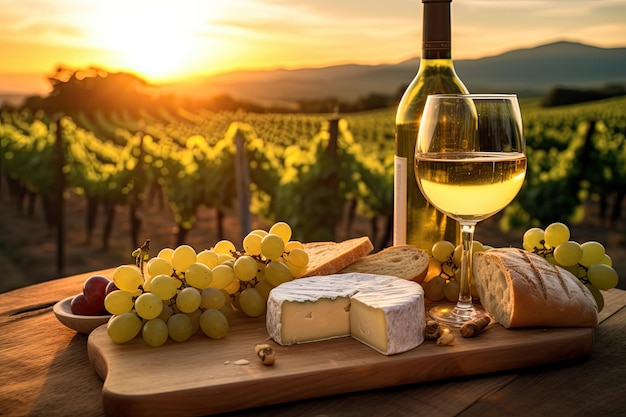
[87,311,594,417]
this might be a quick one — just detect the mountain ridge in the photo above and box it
[178,41,626,103]
[1,41,624,107]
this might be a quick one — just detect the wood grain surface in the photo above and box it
[1,271,625,417]
[88,302,593,416]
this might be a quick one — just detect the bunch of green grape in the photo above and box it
[522,222,618,311]
[422,240,489,302]
[104,222,309,346]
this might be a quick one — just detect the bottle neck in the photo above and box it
[422,0,452,60]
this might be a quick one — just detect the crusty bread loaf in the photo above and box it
[473,248,598,328]
[339,245,429,283]
[301,237,374,277]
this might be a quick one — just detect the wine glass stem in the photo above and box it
[456,222,476,311]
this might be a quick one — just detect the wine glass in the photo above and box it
[414,94,527,327]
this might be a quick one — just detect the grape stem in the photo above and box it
[132,239,151,277]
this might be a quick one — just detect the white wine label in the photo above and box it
[393,155,407,245]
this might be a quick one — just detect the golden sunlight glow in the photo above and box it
[88,1,228,82]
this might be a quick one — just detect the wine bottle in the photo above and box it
[393,0,468,251]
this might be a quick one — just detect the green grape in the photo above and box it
[600,254,613,266]
[545,253,557,265]
[142,318,169,347]
[214,239,236,255]
[424,258,441,283]
[579,241,606,267]
[135,292,164,320]
[233,255,258,281]
[157,248,174,262]
[543,222,570,248]
[167,313,194,342]
[587,264,618,290]
[562,264,585,278]
[208,264,235,289]
[431,241,456,263]
[219,301,234,322]
[223,277,241,295]
[450,241,482,266]
[285,259,307,278]
[553,241,583,267]
[286,248,309,268]
[472,241,485,252]
[112,265,144,293]
[452,245,462,268]
[200,287,226,310]
[243,233,263,256]
[585,283,604,312]
[523,227,545,250]
[196,249,219,269]
[425,275,446,301]
[238,288,266,317]
[150,274,178,300]
[104,290,134,315]
[217,253,235,264]
[176,287,202,313]
[284,240,304,251]
[199,309,229,339]
[250,229,268,238]
[171,244,197,273]
[146,257,173,278]
[261,234,285,261]
[185,262,213,289]
[185,309,202,335]
[265,260,292,286]
[142,275,154,292]
[107,312,142,344]
[269,221,292,243]
[158,303,174,322]
[256,261,267,280]
[444,279,460,303]
[255,279,275,301]
[442,262,456,277]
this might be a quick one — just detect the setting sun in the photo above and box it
[87,1,228,82]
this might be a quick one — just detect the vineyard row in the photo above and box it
[1,97,625,255]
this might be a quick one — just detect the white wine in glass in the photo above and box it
[414,94,527,326]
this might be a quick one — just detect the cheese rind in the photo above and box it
[266,273,425,355]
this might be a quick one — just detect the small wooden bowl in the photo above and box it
[53,295,111,334]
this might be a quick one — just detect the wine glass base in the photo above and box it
[428,304,484,328]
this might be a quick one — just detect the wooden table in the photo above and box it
[1,269,625,417]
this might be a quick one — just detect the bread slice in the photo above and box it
[339,245,429,283]
[473,248,598,328]
[301,237,374,277]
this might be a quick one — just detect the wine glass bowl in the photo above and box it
[414,94,527,326]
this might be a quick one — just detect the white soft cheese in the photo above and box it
[266,273,425,355]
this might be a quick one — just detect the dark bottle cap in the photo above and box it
[422,0,452,59]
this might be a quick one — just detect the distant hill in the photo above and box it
[1,41,625,107]
[178,41,626,103]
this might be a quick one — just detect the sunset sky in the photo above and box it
[1,0,625,95]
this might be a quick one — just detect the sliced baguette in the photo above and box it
[473,248,598,328]
[339,245,429,283]
[301,237,374,277]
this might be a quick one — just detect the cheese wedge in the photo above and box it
[266,273,425,355]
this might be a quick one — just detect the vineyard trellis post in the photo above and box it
[54,116,65,276]
[234,130,252,239]
[324,115,340,241]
